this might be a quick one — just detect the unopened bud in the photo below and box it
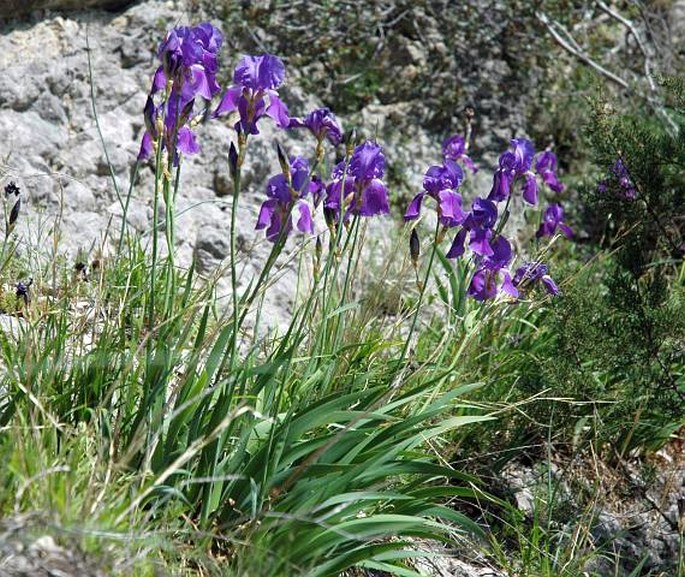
[410,228,420,267]
[276,142,290,179]
[344,129,357,156]
[144,96,157,138]
[313,236,323,280]
[228,142,239,179]
[8,197,20,229]
[324,206,336,228]
[315,235,323,260]
[180,98,195,126]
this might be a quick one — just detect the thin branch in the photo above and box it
[596,0,656,93]
[536,11,630,90]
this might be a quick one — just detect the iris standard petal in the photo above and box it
[234,54,285,90]
[350,141,385,181]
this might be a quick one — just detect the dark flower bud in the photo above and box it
[143,96,158,139]
[228,142,239,179]
[180,98,195,126]
[315,235,323,261]
[323,206,336,228]
[276,141,290,177]
[344,128,357,156]
[4,182,20,197]
[313,235,323,280]
[8,198,20,228]
[410,228,420,267]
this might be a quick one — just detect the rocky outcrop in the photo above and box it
[0,0,135,20]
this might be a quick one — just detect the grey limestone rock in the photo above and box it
[1,0,135,20]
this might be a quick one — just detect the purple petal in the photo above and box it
[360,179,389,216]
[511,138,534,173]
[256,199,277,230]
[442,134,466,159]
[522,173,538,205]
[176,126,200,156]
[486,235,512,269]
[350,141,385,181]
[501,271,519,298]
[462,155,478,174]
[214,86,242,117]
[266,174,290,203]
[152,66,167,94]
[469,227,494,257]
[266,93,290,128]
[138,132,153,161]
[541,275,560,295]
[446,228,467,259]
[437,190,465,227]
[489,169,512,202]
[295,201,314,234]
[290,156,311,195]
[188,64,213,100]
[234,54,285,91]
[404,192,426,221]
[468,269,498,301]
[466,197,498,230]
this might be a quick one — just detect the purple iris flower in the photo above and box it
[404,160,466,227]
[536,203,573,239]
[139,23,223,164]
[289,107,343,146]
[535,151,564,193]
[489,139,564,206]
[442,134,478,173]
[446,196,499,258]
[612,159,637,199]
[468,268,519,301]
[325,141,389,220]
[597,159,637,200]
[513,262,560,296]
[214,54,289,135]
[489,138,536,203]
[155,24,223,102]
[466,234,519,301]
[256,156,314,241]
